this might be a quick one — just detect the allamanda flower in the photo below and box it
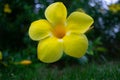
[29,2,94,63]
[109,3,120,13]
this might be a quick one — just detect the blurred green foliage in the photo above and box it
[0,0,120,64]
[0,61,120,80]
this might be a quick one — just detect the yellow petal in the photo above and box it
[63,34,88,58]
[45,2,67,24]
[37,37,63,63]
[67,12,94,33]
[29,19,51,41]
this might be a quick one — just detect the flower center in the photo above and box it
[52,24,66,39]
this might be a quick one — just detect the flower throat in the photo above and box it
[52,24,66,39]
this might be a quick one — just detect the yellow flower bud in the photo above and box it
[20,60,32,65]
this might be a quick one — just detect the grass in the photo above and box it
[0,61,120,80]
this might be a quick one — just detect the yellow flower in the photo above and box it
[19,60,32,65]
[4,4,12,13]
[109,4,120,13]
[29,2,94,63]
[0,51,2,60]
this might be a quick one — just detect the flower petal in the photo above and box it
[45,2,67,24]
[67,12,94,33]
[63,34,88,58]
[37,37,63,63]
[29,19,51,41]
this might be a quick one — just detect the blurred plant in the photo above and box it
[0,0,36,50]
[87,37,108,63]
[87,37,107,56]
[0,47,36,67]
[0,51,8,67]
